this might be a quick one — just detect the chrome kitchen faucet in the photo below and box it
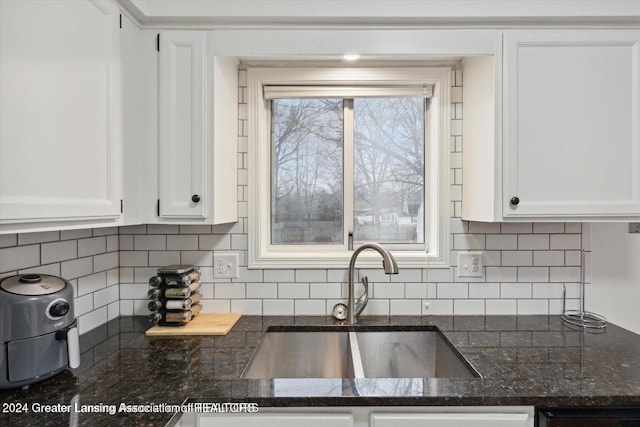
[333,243,399,324]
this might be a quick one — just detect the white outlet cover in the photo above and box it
[213,252,240,279]
[457,251,484,278]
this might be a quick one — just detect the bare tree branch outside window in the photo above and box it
[271,96,425,245]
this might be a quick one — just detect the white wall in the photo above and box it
[590,223,640,334]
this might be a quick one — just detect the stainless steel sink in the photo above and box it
[241,327,480,379]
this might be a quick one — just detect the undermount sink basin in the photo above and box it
[241,326,480,379]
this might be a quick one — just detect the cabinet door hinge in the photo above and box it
[119,14,122,29]
[156,33,160,52]
[157,199,160,216]
[120,200,123,213]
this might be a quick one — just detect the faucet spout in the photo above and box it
[345,242,398,324]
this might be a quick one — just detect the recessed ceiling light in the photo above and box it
[342,54,361,62]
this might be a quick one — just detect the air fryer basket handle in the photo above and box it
[67,326,80,369]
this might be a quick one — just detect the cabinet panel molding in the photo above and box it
[0,0,122,229]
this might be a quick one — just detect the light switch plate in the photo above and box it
[213,252,240,279]
[457,251,484,278]
[630,223,640,233]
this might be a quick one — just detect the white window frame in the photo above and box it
[247,67,451,269]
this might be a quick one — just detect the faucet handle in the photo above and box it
[360,275,369,292]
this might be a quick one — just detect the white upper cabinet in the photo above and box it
[463,30,640,221]
[158,32,207,218]
[0,0,123,232]
[151,31,238,224]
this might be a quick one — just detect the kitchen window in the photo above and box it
[247,67,451,269]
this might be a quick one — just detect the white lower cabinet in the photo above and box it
[180,406,534,427]
[194,413,353,427]
[371,412,530,427]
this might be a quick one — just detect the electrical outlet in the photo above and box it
[213,252,240,279]
[457,251,484,278]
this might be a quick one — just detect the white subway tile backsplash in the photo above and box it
[453,234,485,250]
[468,222,501,234]
[533,251,565,266]
[454,299,485,315]
[74,294,94,317]
[486,299,517,315]
[61,257,93,280]
[500,223,533,234]
[78,307,107,334]
[517,299,549,315]
[502,251,533,266]
[263,299,294,315]
[517,267,549,283]
[215,283,246,299]
[294,299,325,315]
[167,235,198,250]
[309,282,341,299]
[20,263,61,277]
[246,282,278,299]
[107,301,120,321]
[94,285,119,308]
[232,299,262,315]
[264,269,295,283]
[0,70,595,329]
[199,234,231,251]
[181,251,213,267]
[134,235,166,251]
[180,225,212,234]
[41,240,77,264]
[78,237,106,257]
[94,252,118,272]
[469,283,500,299]
[500,282,532,299]
[486,234,518,250]
[424,299,453,315]
[149,250,181,267]
[437,283,469,299]
[390,268,422,283]
[363,299,390,315]
[120,251,147,267]
[486,267,517,282]
[134,267,157,284]
[78,272,106,296]
[532,282,564,299]
[19,231,59,245]
[278,283,309,299]
[518,234,549,250]
[405,283,428,299]
[0,234,17,248]
[295,269,327,283]
[550,234,581,250]
[373,282,404,299]
[147,224,180,234]
[390,299,422,315]
[533,223,565,234]
[0,245,41,272]
[549,267,581,282]
[60,229,92,240]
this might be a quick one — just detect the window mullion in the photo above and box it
[343,99,355,249]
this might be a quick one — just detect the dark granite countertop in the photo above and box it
[1,315,639,426]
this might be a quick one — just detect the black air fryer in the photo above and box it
[0,274,80,389]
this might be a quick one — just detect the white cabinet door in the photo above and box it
[503,30,640,218]
[196,413,353,427]
[158,31,207,219]
[371,412,530,427]
[0,0,122,227]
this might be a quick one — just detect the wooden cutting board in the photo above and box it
[145,313,241,336]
